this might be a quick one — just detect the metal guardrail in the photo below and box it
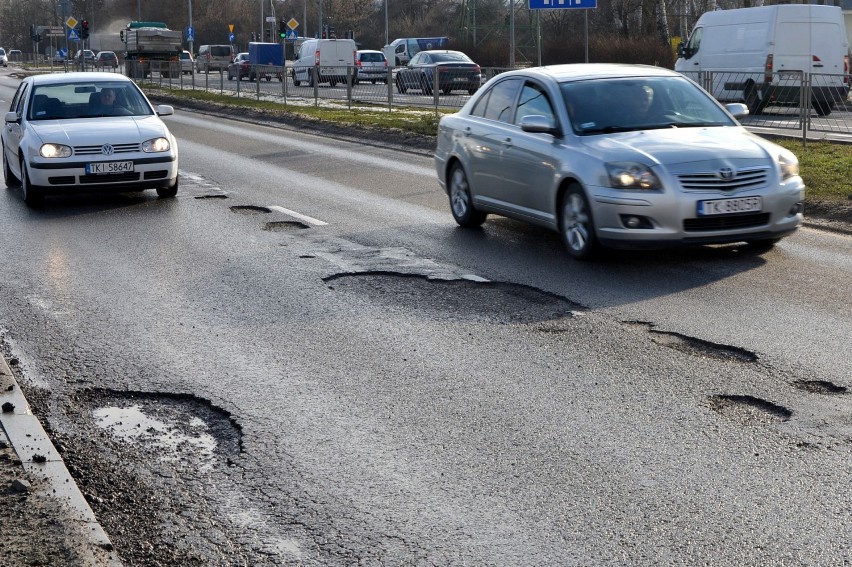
[61,63,850,142]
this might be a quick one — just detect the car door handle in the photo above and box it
[464,127,472,137]
[503,137,512,147]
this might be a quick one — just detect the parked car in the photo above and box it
[434,64,805,260]
[2,72,179,205]
[227,52,251,81]
[354,50,388,84]
[7,49,22,62]
[94,50,119,69]
[0,48,7,67]
[396,50,481,96]
[179,50,194,74]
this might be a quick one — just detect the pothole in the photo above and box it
[230,205,271,215]
[792,380,847,395]
[263,220,310,231]
[708,394,792,425]
[623,321,758,363]
[324,272,582,324]
[195,194,228,200]
[82,389,242,469]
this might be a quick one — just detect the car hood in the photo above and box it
[30,116,169,145]
[582,127,776,169]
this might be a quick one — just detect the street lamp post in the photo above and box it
[384,0,388,46]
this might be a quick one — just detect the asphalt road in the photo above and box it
[1,74,852,565]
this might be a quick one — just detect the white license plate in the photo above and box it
[454,77,467,82]
[86,161,133,174]
[320,67,335,75]
[697,196,762,216]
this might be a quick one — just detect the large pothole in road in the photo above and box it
[623,321,758,363]
[708,394,792,425]
[324,272,583,324]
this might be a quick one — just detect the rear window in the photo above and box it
[210,46,232,57]
[359,53,385,63]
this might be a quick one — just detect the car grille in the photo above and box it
[80,172,140,184]
[73,143,140,156]
[683,213,771,232]
[677,167,769,191]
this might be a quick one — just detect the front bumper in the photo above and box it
[28,154,178,194]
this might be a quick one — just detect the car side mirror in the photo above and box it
[725,103,749,119]
[156,105,174,117]
[4,111,20,124]
[519,115,557,135]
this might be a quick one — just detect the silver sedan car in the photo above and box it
[434,64,805,259]
[2,73,178,205]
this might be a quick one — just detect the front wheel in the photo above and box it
[396,76,408,94]
[157,178,179,198]
[3,146,19,187]
[20,162,42,206]
[744,82,767,115]
[420,74,433,96]
[560,185,599,260]
[448,163,487,227]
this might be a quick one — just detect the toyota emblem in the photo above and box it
[718,167,734,180]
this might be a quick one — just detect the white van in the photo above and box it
[291,38,356,87]
[675,5,849,116]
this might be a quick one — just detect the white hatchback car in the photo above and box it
[435,64,805,259]
[2,73,179,205]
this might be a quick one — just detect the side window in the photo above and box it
[686,28,702,56]
[14,84,29,115]
[483,78,522,123]
[9,83,25,112]
[470,89,492,118]
[410,53,422,65]
[515,82,556,128]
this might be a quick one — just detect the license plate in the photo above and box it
[454,77,467,82]
[697,196,762,216]
[86,161,133,174]
[320,67,335,75]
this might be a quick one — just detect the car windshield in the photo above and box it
[28,82,154,120]
[561,76,735,135]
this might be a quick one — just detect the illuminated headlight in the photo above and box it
[778,153,799,180]
[605,162,662,190]
[39,143,72,158]
[142,137,170,153]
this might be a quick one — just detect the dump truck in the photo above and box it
[121,21,183,78]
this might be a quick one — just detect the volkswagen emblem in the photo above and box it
[717,167,734,180]
[101,144,114,156]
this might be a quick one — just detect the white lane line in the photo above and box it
[267,205,328,226]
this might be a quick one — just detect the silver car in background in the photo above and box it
[434,64,805,260]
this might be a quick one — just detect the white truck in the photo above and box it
[382,37,448,66]
[121,21,183,78]
[675,5,849,116]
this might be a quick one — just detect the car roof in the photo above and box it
[502,63,681,83]
[28,72,134,86]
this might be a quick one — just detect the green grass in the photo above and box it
[145,86,851,202]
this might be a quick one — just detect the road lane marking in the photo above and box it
[267,205,328,226]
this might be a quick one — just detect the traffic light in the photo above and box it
[265,28,271,41]
[251,32,256,41]
[81,20,90,40]
[35,34,42,43]
[30,25,35,41]
[119,29,125,42]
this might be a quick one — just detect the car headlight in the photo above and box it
[142,137,170,153]
[777,153,799,180]
[605,162,662,190]
[39,143,72,158]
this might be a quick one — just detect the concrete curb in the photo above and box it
[0,355,123,566]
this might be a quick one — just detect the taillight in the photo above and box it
[764,54,773,84]
[845,55,849,85]
[356,59,362,68]
[314,50,320,66]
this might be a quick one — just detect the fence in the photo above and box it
[127,64,852,142]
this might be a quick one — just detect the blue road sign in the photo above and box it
[228,32,235,42]
[59,48,68,58]
[186,25,195,42]
[286,30,298,40]
[67,29,80,40]
[529,0,596,9]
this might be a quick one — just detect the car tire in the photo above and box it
[744,82,767,115]
[560,184,599,260]
[157,178,179,198]
[813,100,833,117]
[442,88,453,95]
[227,72,233,81]
[20,162,42,206]
[420,74,433,96]
[396,76,408,94]
[293,75,301,86]
[448,163,487,227]
[744,237,781,251]
[3,146,20,187]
